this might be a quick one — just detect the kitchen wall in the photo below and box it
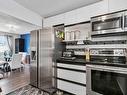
[20,33,30,54]
[43,0,127,27]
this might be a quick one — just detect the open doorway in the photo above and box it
[0,11,40,94]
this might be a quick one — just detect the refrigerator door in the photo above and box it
[30,30,39,87]
[38,28,55,93]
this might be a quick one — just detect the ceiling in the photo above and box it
[0,12,41,34]
[14,0,102,18]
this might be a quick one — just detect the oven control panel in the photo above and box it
[90,48,126,56]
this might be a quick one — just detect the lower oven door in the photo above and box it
[86,65,127,95]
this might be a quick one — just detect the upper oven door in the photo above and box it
[91,12,124,35]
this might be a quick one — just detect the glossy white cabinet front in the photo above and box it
[57,63,86,71]
[76,0,108,23]
[57,63,86,94]
[43,0,127,27]
[58,80,86,95]
[43,13,65,27]
[57,69,86,84]
[43,0,108,27]
[109,0,127,13]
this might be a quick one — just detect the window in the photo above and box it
[0,35,13,60]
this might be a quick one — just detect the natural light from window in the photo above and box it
[0,35,12,60]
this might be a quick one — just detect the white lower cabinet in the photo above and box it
[57,80,86,95]
[57,69,86,84]
[57,63,86,95]
[57,63,86,71]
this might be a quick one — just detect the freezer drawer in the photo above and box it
[57,80,86,95]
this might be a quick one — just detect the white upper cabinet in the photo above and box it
[76,6,92,23]
[90,0,109,17]
[109,0,127,13]
[65,0,108,25]
[43,13,65,27]
[43,0,109,27]
[76,0,108,23]
[64,10,78,25]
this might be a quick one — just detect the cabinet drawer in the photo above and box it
[57,80,86,95]
[57,63,86,71]
[57,69,86,84]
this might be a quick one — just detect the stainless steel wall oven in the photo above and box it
[86,48,127,95]
[86,65,127,95]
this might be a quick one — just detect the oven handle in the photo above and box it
[103,68,127,75]
[87,65,127,74]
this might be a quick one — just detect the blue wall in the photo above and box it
[20,34,30,53]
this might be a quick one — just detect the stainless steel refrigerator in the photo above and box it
[30,28,56,93]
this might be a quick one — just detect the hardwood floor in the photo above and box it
[0,65,30,94]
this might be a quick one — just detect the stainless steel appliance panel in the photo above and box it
[91,12,124,35]
[30,30,38,87]
[90,48,127,56]
[90,48,127,64]
[124,11,127,31]
[91,12,123,22]
[86,65,127,95]
[38,28,54,90]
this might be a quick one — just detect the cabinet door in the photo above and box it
[90,0,109,17]
[57,80,86,95]
[76,6,91,22]
[57,69,86,84]
[44,0,109,27]
[57,63,86,71]
[109,0,127,13]
[43,14,65,27]
[64,10,78,25]
[65,0,108,25]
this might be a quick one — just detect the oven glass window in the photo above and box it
[92,17,122,31]
[92,70,127,95]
